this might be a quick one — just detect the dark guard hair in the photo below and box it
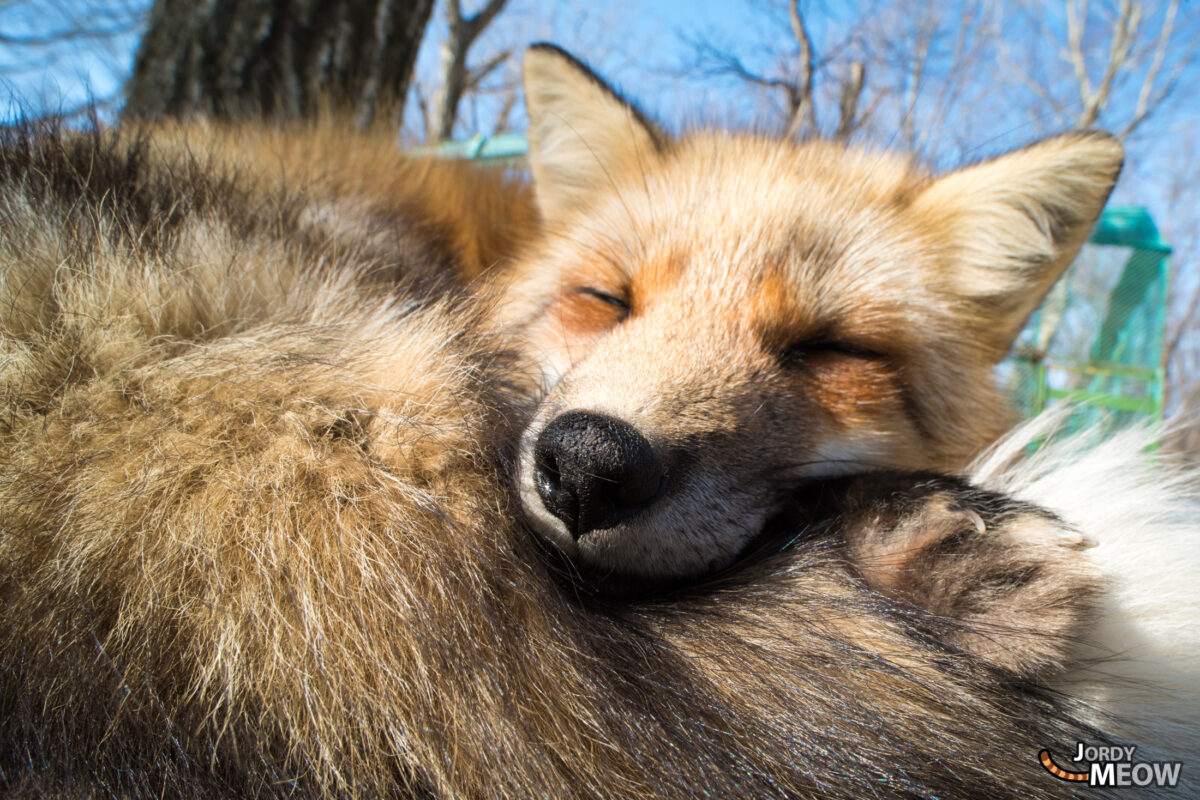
[0,123,1136,799]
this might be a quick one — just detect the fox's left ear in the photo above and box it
[522,44,663,224]
[916,132,1123,360]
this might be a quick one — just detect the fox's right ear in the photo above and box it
[522,44,662,223]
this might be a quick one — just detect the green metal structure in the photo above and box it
[414,132,529,164]
[431,135,1172,430]
[1003,205,1171,432]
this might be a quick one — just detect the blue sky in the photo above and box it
[4,1,1194,152]
[0,0,771,124]
[0,1,144,119]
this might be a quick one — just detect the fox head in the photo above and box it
[504,45,1123,581]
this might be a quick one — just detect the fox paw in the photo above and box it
[816,474,1104,678]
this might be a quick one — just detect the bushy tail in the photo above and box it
[971,412,1200,773]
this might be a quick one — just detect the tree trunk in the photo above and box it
[124,0,434,129]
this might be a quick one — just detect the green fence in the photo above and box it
[1001,206,1171,432]
[414,132,529,164]
[429,136,1171,431]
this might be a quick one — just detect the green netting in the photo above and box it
[1001,206,1171,433]
[434,136,1172,432]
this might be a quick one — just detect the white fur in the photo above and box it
[971,411,1200,778]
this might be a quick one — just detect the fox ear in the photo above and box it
[522,44,662,223]
[917,132,1123,360]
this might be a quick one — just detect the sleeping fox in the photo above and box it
[0,45,1195,800]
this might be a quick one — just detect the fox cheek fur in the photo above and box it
[505,44,1123,580]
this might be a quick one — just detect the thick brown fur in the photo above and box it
[0,122,1136,796]
[145,118,539,284]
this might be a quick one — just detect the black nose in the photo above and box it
[533,411,666,539]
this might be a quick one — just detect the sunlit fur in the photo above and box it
[147,118,539,284]
[0,102,1193,799]
[507,45,1125,579]
[973,414,1200,784]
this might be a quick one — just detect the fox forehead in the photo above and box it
[544,135,938,338]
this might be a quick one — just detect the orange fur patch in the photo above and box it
[552,290,627,341]
[796,354,900,429]
[629,251,685,314]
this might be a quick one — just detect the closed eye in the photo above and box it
[576,287,630,314]
[779,339,883,365]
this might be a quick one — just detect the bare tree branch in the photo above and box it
[1077,0,1139,127]
[0,0,148,116]
[0,22,140,47]
[464,49,510,94]
[832,61,865,141]
[689,0,875,141]
[1005,0,1197,139]
[1122,0,1179,135]
[1064,0,1095,103]
[998,41,1071,119]
[427,0,511,141]
[784,0,818,136]
[914,1,986,158]
[898,15,935,150]
[692,40,802,93]
[492,78,519,133]
[1165,281,1200,369]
